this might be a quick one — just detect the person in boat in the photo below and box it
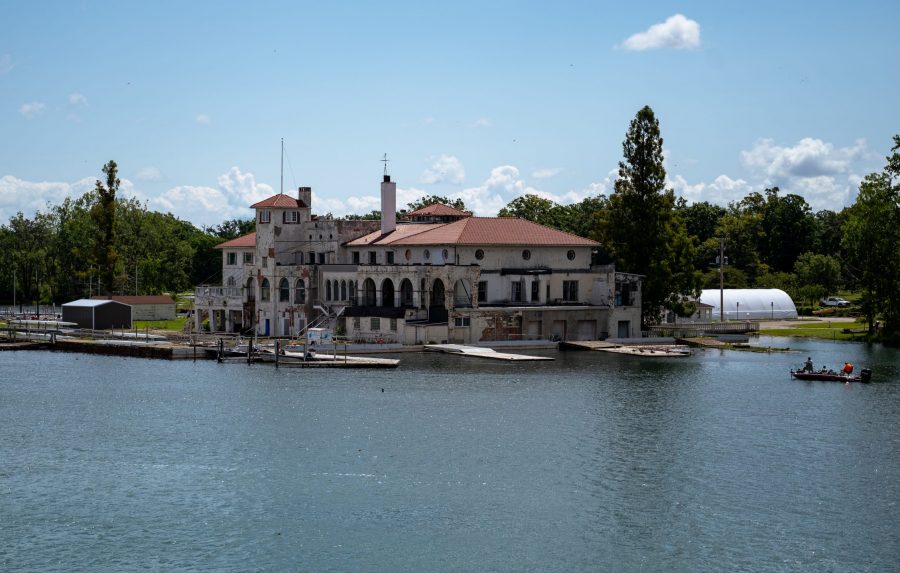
[842,362,853,375]
[803,357,814,373]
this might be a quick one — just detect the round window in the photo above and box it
[405,249,412,261]
[522,249,531,261]
[475,249,484,260]
[424,249,430,259]
[567,250,575,260]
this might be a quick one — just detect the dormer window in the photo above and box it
[259,210,271,224]
[283,211,299,224]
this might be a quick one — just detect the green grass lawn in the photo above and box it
[759,319,868,341]
[134,317,189,332]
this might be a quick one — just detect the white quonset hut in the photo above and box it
[699,288,798,321]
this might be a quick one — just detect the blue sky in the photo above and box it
[2,1,898,227]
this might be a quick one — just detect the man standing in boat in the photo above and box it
[803,357,814,372]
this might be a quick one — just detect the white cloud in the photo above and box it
[532,168,562,179]
[470,117,492,128]
[420,154,466,185]
[149,167,273,226]
[621,14,701,51]
[671,174,753,206]
[196,113,211,125]
[136,167,162,181]
[0,54,14,75]
[68,93,88,106]
[19,101,46,118]
[741,137,866,178]
[0,175,96,223]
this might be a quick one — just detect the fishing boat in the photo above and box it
[790,368,872,383]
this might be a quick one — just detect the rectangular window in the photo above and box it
[371,317,381,331]
[318,252,325,264]
[226,252,237,265]
[309,251,316,265]
[390,318,397,331]
[386,251,394,264]
[531,280,539,302]
[616,283,634,306]
[259,210,271,224]
[478,281,488,303]
[353,317,361,329]
[511,281,523,303]
[262,256,268,268]
[243,252,254,264]
[368,251,377,264]
[352,252,360,264]
[563,280,579,302]
[454,316,470,327]
[283,211,298,223]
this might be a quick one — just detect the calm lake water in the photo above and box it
[2,338,899,572]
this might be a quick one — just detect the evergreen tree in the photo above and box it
[92,161,122,294]
[598,106,700,326]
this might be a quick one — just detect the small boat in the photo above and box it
[790,368,872,383]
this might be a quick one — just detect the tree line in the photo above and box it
[2,112,897,338]
[0,161,251,306]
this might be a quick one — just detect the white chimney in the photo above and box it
[381,175,396,234]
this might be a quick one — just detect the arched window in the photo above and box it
[363,278,377,306]
[400,279,414,307]
[431,279,445,306]
[294,279,306,304]
[260,278,270,302]
[382,279,395,307]
[246,277,256,302]
[326,280,332,301]
[279,278,290,302]
[341,280,347,301]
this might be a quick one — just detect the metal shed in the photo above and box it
[62,299,133,329]
[699,288,798,321]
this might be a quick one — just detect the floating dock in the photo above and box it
[561,339,691,357]
[424,344,553,361]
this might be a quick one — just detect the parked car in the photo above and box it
[821,296,851,307]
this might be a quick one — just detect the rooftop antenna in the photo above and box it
[280,138,284,195]
[381,153,390,176]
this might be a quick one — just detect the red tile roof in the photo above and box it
[405,203,471,218]
[250,193,308,209]
[216,232,256,249]
[346,218,597,247]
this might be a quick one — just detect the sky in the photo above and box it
[1,1,898,228]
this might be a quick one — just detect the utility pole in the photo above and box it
[718,237,725,322]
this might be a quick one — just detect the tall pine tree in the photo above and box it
[92,160,121,294]
[598,106,700,326]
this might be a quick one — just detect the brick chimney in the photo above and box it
[298,186,312,208]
